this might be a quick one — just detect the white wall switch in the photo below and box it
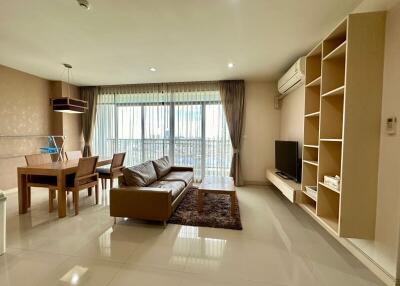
[386,117,397,135]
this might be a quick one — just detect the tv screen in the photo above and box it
[275,140,300,182]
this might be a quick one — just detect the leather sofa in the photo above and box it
[110,156,193,225]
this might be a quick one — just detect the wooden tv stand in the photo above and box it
[266,168,301,203]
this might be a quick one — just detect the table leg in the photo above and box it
[230,192,237,216]
[57,174,67,218]
[198,190,204,212]
[18,173,28,214]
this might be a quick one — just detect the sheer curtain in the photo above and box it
[92,82,232,180]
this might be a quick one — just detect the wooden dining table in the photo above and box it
[17,158,112,218]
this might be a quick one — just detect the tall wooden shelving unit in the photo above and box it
[299,12,386,239]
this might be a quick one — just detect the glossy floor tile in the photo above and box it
[0,185,384,286]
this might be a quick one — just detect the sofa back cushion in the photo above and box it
[122,161,157,187]
[152,156,172,179]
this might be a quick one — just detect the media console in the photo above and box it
[266,168,301,203]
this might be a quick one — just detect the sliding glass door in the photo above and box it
[93,90,232,180]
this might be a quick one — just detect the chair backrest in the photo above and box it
[111,152,126,169]
[65,150,83,161]
[76,156,99,178]
[25,153,52,166]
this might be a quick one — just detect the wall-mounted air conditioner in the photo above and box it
[277,57,305,98]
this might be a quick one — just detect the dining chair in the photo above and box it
[65,150,94,196]
[65,150,83,161]
[65,156,99,215]
[96,152,126,189]
[25,153,57,212]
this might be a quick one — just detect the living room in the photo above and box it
[0,0,399,285]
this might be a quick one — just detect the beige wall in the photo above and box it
[0,65,82,190]
[0,65,52,190]
[278,1,400,280]
[279,85,305,155]
[241,81,280,184]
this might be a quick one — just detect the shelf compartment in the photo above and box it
[303,146,318,161]
[317,184,340,233]
[318,140,342,182]
[319,182,340,194]
[321,57,346,94]
[306,55,322,85]
[322,85,345,97]
[302,162,318,192]
[323,41,347,61]
[304,116,320,146]
[306,76,321,87]
[305,85,321,114]
[323,19,347,58]
[299,200,317,215]
[320,95,344,139]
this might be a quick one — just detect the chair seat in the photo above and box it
[96,166,111,174]
[66,174,97,188]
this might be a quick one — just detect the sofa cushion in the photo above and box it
[160,171,193,186]
[152,156,172,179]
[149,180,185,200]
[122,161,157,187]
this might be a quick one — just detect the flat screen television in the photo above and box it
[275,140,301,182]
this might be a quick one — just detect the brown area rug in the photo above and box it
[168,187,242,230]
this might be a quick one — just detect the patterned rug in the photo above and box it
[168,187,243,230]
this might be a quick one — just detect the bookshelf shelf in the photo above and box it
[304,160,318,166]
[305,111,320,118]
[304,144,319,149]
[323,41,347,61]
[306,76,321,87]
[319,182,340,194]
[322,85,345,97]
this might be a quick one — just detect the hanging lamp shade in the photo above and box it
[52,63,87,114]
[52,97,88,113]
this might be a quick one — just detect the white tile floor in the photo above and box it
[0,185,384,286]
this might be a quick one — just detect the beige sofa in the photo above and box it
[110,156,193,225]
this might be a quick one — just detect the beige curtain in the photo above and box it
[81,87,99,157]
[219,80,245,186]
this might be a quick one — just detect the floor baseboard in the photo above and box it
[243,180,269,186]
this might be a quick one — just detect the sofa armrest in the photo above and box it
[170,166,194,172]
[110,187,172,221]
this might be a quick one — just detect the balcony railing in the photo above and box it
[93,138,232,180]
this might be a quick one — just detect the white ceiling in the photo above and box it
[0,0,363,86]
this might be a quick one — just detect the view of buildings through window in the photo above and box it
[93,90,232,180]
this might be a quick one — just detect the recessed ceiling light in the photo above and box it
[149,67,157,72]
[228,62,234,68]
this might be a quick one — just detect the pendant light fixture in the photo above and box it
[52,64,88,114]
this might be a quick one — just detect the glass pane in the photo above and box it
[93,104,115,160]
[143,105,170,161]
[174,104,202,179]
[205,104,232,177]
[116,105,142,166]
